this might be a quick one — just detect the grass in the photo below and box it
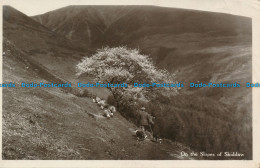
[2,42,195,160]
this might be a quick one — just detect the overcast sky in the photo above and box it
[2,0,260,17]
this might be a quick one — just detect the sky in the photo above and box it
[2,0,260,17]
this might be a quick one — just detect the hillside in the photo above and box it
[2,38,195,160]
[4,5,102,96]
[33,6,135,47]
[33,6,251,47]
[2,6,196,160]
[3,6,93,78]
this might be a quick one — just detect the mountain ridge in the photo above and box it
[32,5,251,48]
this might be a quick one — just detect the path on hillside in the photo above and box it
[64,104,196,160]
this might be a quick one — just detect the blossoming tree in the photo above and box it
[76,46,178,107]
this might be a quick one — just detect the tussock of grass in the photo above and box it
[3,106,82,159]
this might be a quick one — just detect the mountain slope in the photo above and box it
[3,38,195,160]
[32,5,251,47]
[33,6,135,47]
[3,5,197,160]
[100,6,251,46]
[3,5,92,79]
[3,6,88,53]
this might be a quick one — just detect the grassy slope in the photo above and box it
[2,37,196,160]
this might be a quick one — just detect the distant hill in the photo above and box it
[32,5,251,47]
[33,6,136,47]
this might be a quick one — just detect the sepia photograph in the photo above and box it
[1,0,260,167]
